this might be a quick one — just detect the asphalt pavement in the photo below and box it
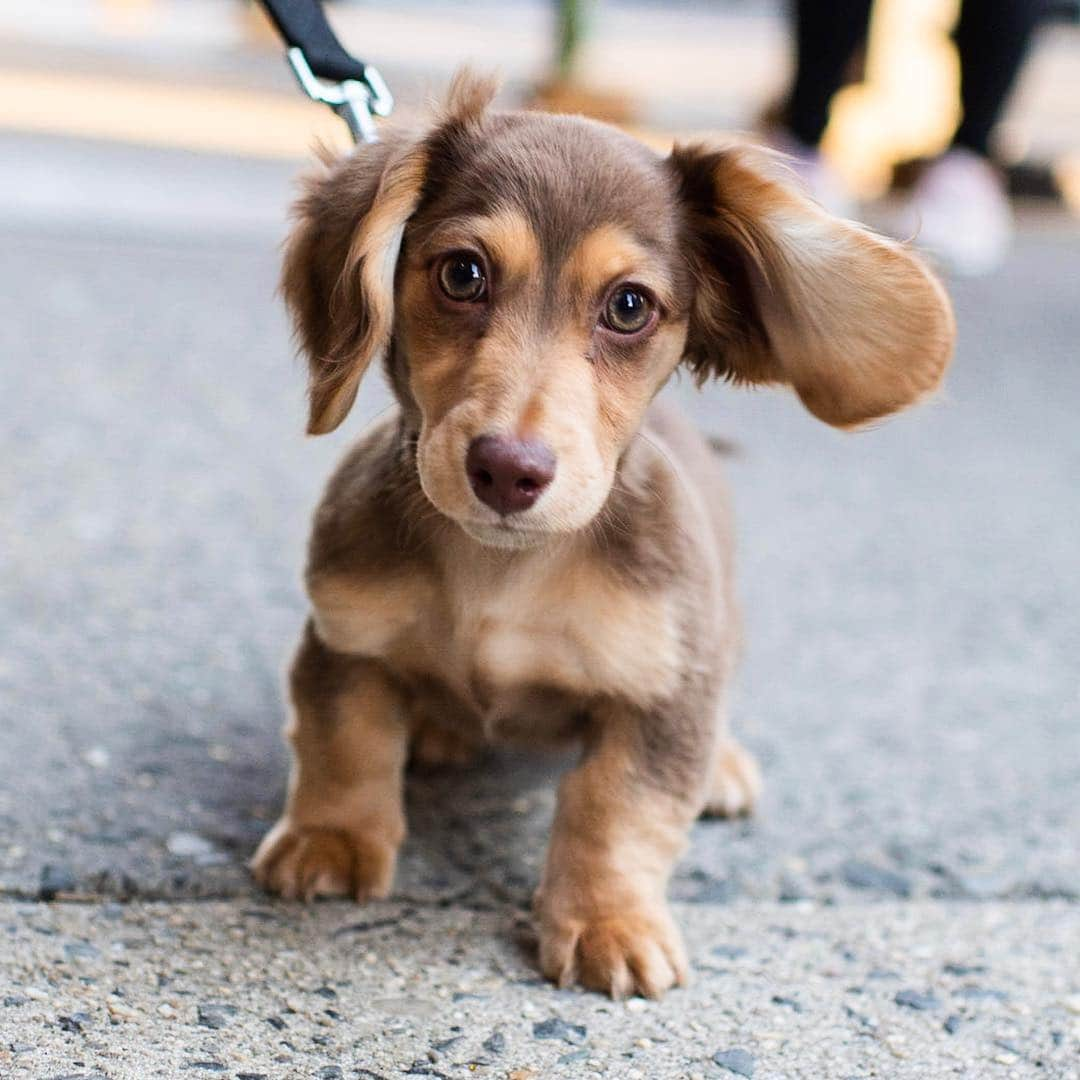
[1,131,1079,1078]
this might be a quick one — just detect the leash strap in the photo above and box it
[256,0,392,143]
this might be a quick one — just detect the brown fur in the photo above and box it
[252,73,955,998]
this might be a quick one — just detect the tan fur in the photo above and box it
[309,144,429,434]
[562,224,678,313]
[256,73,955,999]
[252,625,409,901]
[308,571,436,658]
[535,711,698,998]
[703,738,763,818]
[418,207,542,287]
[672,144,955,427]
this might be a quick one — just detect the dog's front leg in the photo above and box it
[252,621,409,902]
[534,701,711,999]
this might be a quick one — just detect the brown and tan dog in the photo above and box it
[252,74,954,999]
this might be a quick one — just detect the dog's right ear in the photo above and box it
[668,143,954,428]
[282,132,428,434]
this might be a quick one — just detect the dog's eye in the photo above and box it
[437,252,487,303]
[603,286,654,334]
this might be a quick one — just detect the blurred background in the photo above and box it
[4,1,1080,192]
[2,0,1079,935]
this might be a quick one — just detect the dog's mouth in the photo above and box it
[457,519,554,550]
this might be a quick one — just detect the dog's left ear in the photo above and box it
[668,143,955,427]
[282,130,429,434]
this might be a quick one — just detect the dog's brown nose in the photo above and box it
[466,435,556,516]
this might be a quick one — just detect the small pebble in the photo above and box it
[713,1048,756,1077]
[431,1035,463,1054]
[842,860,912,898]
[63,941,99,962]
[771,995,804,1013]
[82,745,110,769]
[165,832,217,858]
[533,1017,587,1045]
[557,1049,589,1065]
[157,1003,177,1019]
[844,1005,876,1030]
[197,1002,237,1030]
[943,1015,962,1035]
[482,1030,505,1055]
[107,1000,137,1021]
[885,1036,910,1060]
[895,989,941,1011]
[956,986,1008,1002]
[712,945,748,960]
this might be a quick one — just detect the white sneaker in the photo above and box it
[765,129,857,219]
[896,148,1014,277]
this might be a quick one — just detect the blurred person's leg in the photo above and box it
[774,0,873,214]
[905,0,1043,275]
[786,0,873,147]
[953,0,1043,158]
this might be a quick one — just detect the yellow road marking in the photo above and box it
[0,68,355,159]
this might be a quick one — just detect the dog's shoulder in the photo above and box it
[307,407,425,575]
[305,408,442,657]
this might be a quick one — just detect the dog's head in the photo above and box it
[284,73,953,549]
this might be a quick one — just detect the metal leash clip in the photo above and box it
[286,46,393,144]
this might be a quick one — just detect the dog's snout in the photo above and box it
[466,435,556,516]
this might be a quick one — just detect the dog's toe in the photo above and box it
[702,738,762,818]
[251,821,396,902]
[538,907,687,1000]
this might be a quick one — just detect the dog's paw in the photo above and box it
[701,738,762,818]
[410,721,480,769]
[250,820,397,902]
[537,904,688,999]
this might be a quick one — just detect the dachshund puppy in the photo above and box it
[252,74,953,999]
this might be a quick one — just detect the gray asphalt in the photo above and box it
[1,132,1079,1077]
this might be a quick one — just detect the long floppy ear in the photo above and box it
[668,143,955,428]
[281,131,429,434]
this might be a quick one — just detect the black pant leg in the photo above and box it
[785,0,874,146]
[953,0,1044,156]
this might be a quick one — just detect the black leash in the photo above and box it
[256,0,392,143]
